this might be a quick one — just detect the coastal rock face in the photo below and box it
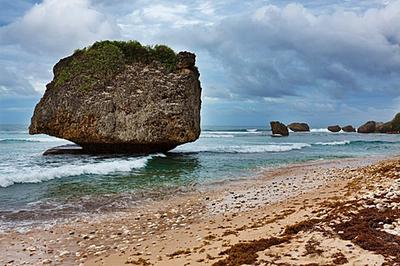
[375,122,389,133]
[327,125,341,132]
[270,121,289,136]
[375,113,400,133]
[288,122,310,132]
[357,121,376,133]
[29,41,202,153]
[341,125,356,132]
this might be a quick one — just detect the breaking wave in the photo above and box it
[173,143,311,153]
[0,154,165,187]
[200,130,263,138]
[310,128,331,133]
[0,137,68,143]
[314,140,351,146]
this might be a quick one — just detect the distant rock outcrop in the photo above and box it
[375,122,391,133]
[341,125,356,132]
[357,114,400,134]
[29,41,202,153]
[374,113,400,134]
[270,121,289,136]
[357,121,377,133]
[288,122,310,132]
[327,125,341,133]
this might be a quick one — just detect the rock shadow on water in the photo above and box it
[42,144,178,156]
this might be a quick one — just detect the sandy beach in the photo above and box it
[1,155,400,265]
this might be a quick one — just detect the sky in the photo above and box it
[0,0,400,127]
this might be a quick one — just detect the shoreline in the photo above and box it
[1,154,399,265]
[0,155,383,231]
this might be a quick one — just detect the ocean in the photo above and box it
[1,124,400,229]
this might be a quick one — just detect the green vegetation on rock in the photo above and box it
[54,40,177,91]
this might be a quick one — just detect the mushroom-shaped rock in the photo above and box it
[288,122,310,132]
[29,41,202,154]
[357,121,376,133]
[270,121,289,136]
[327,125,341,133]
[341,125,356,132]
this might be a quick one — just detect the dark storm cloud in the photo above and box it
[169,2,400,100]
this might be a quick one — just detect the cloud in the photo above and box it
[1,0,400,125]
[0,64,39,97]
[0,0,39,26]
[0,0,120,55]
[0,0,122,124]
[178,2,400,101]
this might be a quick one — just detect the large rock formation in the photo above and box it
[341,125,356,132]
[327,125,341,133]
[352,114,400,134]
[270,121,289,136]
[375,113,400,134]
[357,121,377,133]
[288,122,310,132]
[29,41,202,153]
[376,122,392,133]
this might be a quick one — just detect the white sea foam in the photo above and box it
[200,130,262,138]
[0,137,69,143]
[310,128,330,133]
[200,134,235,138]
[174,143,311,153]
[314,140,351,146]
[0,154,163,187]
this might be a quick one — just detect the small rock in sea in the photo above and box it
[327,125,341,132]
[342,125,356,132]
[270,121,289,136]
[288,122,310,132]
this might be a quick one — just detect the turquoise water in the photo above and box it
[1,124,400,226]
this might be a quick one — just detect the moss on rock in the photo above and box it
[54,40,178,91]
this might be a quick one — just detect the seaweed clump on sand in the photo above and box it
[333,207,400,262]
[212,218,321,266]
[213,161,400,265]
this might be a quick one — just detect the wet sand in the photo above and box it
[1,155,400,265]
